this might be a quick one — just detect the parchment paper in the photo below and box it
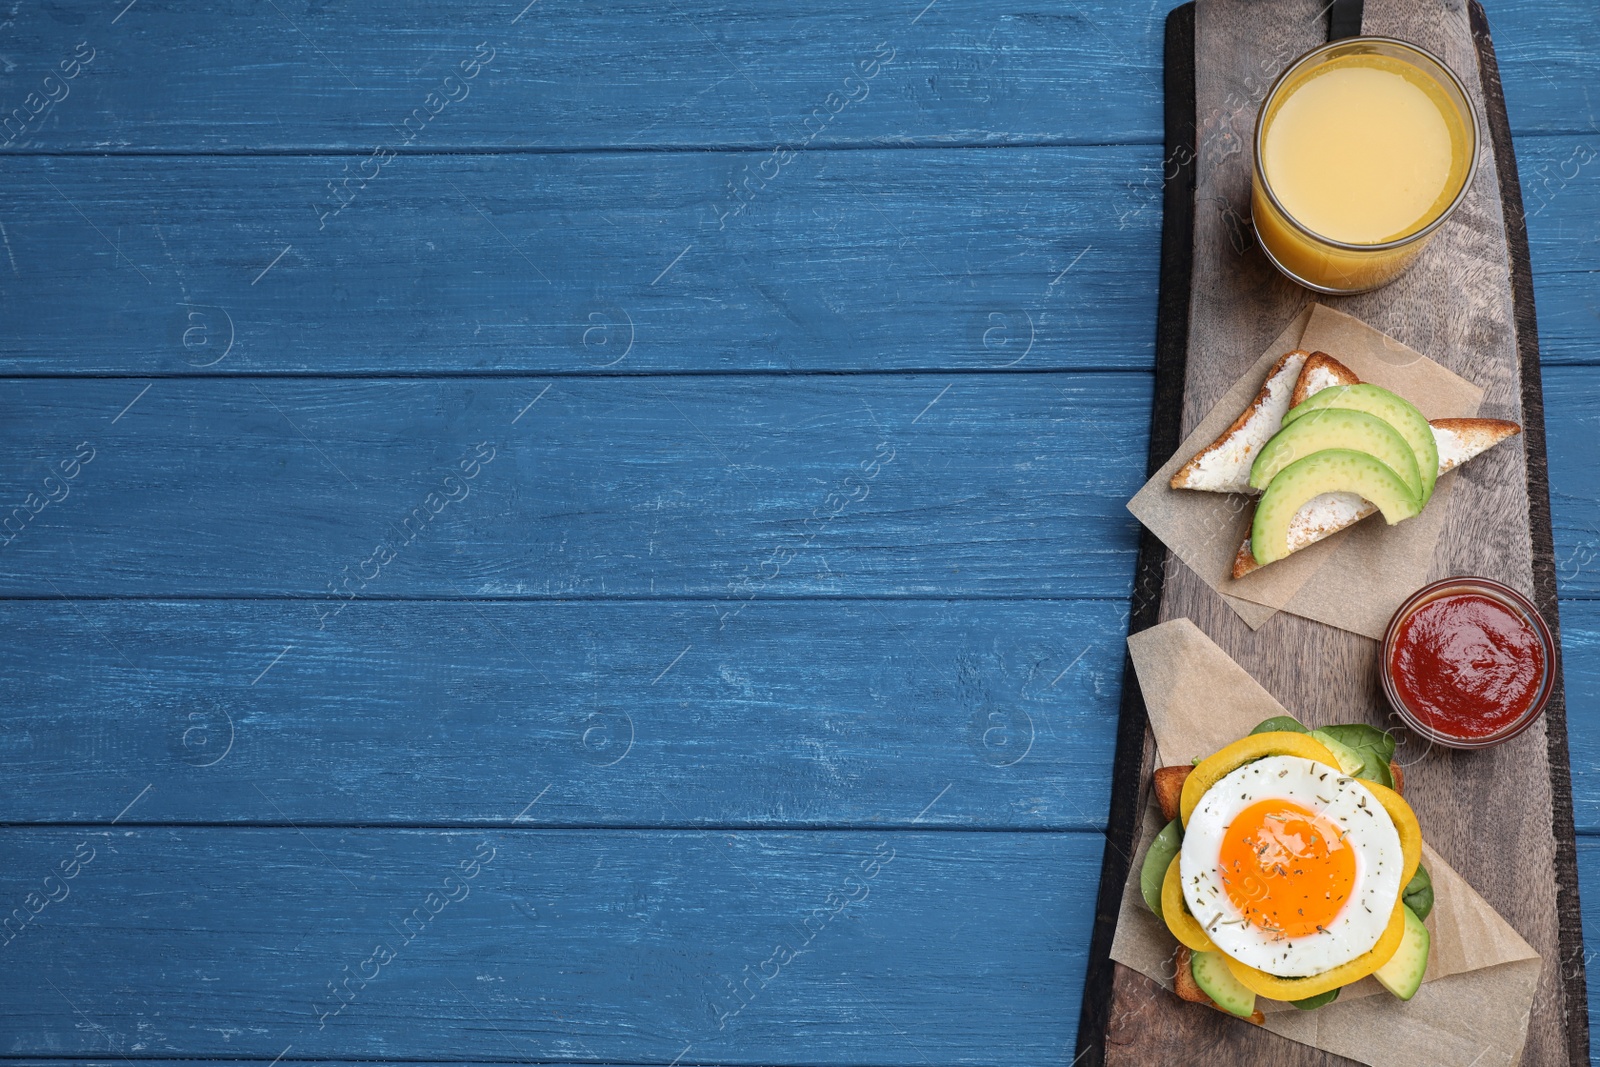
[1109,618,1542,1067]
[1127,305,1484,638]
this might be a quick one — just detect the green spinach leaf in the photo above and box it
[1403,863,1433,921]
[1292,987,1340,1010]
[1318,723,1397,787]
[1250,715,1307,735]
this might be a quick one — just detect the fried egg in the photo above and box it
[1179,754,1403,977]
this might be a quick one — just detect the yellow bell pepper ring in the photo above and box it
[1160,852,1217,953]
[1360,778,1423,885]
[1180,731,1343,826]
[1223,896,1407,1001]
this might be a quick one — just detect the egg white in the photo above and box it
[1178,754,1403,978]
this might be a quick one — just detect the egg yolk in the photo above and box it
[1218,798,1355,938]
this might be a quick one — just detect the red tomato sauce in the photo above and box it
[1388,592,1545,739]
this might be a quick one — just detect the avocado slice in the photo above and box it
[1251,407,1422,499]
[1373,904,1431,1001]
[1139,818,1183,918]
[1282,384,1439,504]
[1190,949,1257,1018]
[1251,449,1422,566]
[1308,728,1365,776]
[1316,723,1397,788]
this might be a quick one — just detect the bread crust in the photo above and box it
[1153,765,1190,823]
[1173,946,1265,1025]
[1172,946,1214,1006]
[1288,351,1360,407]
[1169,349,1308,492]
[1432,418,1522,473]
[1232,417,1525,577]
[1170,344,1525,577]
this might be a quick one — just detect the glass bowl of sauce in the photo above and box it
[1381,577,1555,750]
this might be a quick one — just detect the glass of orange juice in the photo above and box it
[1252,37,1479,294]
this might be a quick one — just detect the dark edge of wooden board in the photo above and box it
[1073,5,1196,1064]
[1075,3,1589,1063]
[1470,3,1591,1064]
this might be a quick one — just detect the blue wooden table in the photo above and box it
[0,2,1596,1064]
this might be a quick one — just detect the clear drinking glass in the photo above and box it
[1252,37,1480,294]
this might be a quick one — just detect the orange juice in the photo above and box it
[1252,39,1477,293]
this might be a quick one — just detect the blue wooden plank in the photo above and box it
[0,0,1587,153]
[0,0,1181,152]
[1576,841,1600,1065]
[0,598,1124,828]
[1544,368,1600,598]
[0,828,1101,1066]
[1491,0,1600,139]
[1526,272,1600,368]
[0,149,1158,374]
[1518,147,1600,369]
[2,135,1598,376]
[0,374,1148,598]
[1518,135,1600,279]
[1556,602,1600,833]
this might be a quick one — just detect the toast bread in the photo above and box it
[1231,418,1523,577]
[1169,350,1310,494]
[1165,348,1523,575]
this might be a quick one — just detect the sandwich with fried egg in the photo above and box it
[1138,718,1434,1021]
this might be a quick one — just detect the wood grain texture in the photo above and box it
[1526,272,1600,367]
[1558,602,1600,834]
[0,831,1593,1067]
[1516,135,1600,276]
[1103,8,1342,1065]
[0,0,1182,152]
[1,138,1596,375]
[1095,1,1582,1064]
[1490,1,1600,138]
[1075,4,1196,1059]
[0,598,1126,828]
[1514,133,1600,371]
[1582,841,1600,1067]
[1544,367,1600,599]
[0,374,1148,598]
[0,0,1583,153]
[1475,9,1589,1061]
[0,150,1157,374]
[0,828,1099,1065]
[0,1,1592,1066]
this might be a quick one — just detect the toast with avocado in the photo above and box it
[1169,350,1521,573]
[1229,415,1521,578]
[1169,349,1314,494]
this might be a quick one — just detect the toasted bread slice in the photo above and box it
[1289,352,1361,407]
[1231,418,1523,577]
[1172,946,1214,1007]
[1170,350,1310,494]
[1153,765,1191,823]
[1391,761,1404,795]
[1232,492,1376,578]
[1173,946,1265,1025]
[1433,418,1522,473]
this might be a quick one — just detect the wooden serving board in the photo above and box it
[1076,2,1588,1065]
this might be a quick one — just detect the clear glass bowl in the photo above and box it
[1380,576,1555,751]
